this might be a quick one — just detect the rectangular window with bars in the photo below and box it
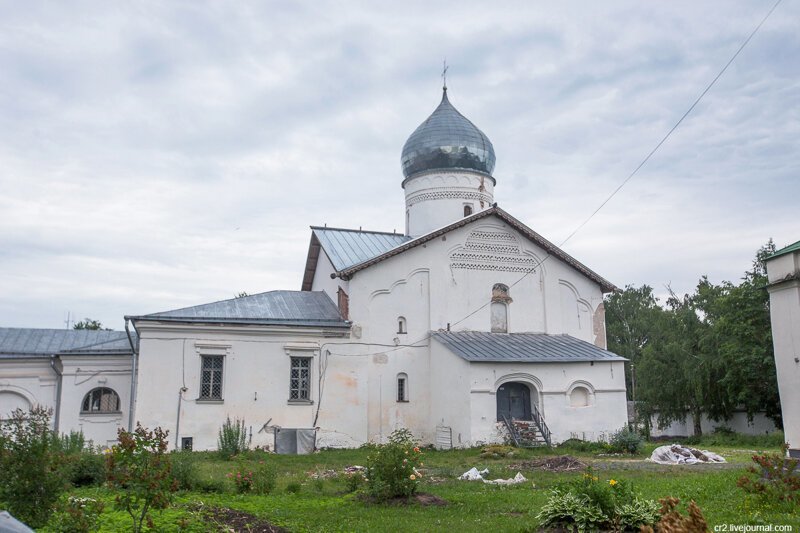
[200,355,224,400]
[397,375,407,402]
[289,357,310,401]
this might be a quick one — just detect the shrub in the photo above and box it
[737,444,800,505]
[537,468,659,532]
[364,428,423,501]
[557,438,613,454]
[48,496,105,533]
[252,461,278,495]
[170,451,200,491]
[52,430,87,454]
[227,464,255,493]
[285,481,302,494]
[0,406,67,528]
[341,471,366,493]
[640,497,708,533]
[67,452,107,487]
[608,426,644,454]
[106,424,177,533]
[217,416,248,460]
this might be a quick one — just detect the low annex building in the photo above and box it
[1,86,629,451]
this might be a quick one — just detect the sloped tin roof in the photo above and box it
[0,328,134,359]
[768,239,800,260]
[312,227,411,271]
[433,331,626,363]
[130,290,349,328]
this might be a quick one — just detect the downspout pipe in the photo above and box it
[49,355,63,434]
[124,318,138,432]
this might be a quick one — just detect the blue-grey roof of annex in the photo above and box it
[401,88,496,181]
[0,328,135,359]
[301,227,411,290]
[433,331,626,363]
[129,290,349,328]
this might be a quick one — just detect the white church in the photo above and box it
[0,86,629,451]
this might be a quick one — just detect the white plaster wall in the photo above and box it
[766,250,800,455]
[133,322,361,451]
[649,411,779,438]
[429,340,472,447]
[404,171,495,236]
[311,250,346,306]
[0,358,57,420]
[58,356,131,448]
[467,360,628,444]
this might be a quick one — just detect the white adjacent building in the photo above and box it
[765,240,800,458]
[1,87,629,451]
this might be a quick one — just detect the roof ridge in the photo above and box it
[310,226,406,236]
[132,289,323,318]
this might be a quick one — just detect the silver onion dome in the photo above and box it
[401,88,496,180]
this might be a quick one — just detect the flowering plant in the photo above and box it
[227,466,255,493]
[49,496,105,532]
[364,428,423,501]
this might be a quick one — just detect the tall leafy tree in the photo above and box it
[73,318,110,330]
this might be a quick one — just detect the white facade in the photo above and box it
[765,242,800,458]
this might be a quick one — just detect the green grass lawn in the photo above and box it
[53,441,800,532]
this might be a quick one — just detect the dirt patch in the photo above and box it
[509,455,587,472]
[203,506,288,532]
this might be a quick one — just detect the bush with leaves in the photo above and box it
[48,496,105,533]
[170,451,200,490]
[537,468,659,532]
[67,451,107,487]
[52,429,88,454]
[217,416,248,459]
[106,424,177,533]
[364,428,424,501]
[640,497,708,533]
[608,426,644,454]
[737,444,799,506]
[0,406,67,528]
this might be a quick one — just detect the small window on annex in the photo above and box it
[570,386,591,407]
[463,204,474,217]
[397,316,407,334]
[289,357,311,401]
[81,387,120,413]
[491,284,512,333]
[397,373,408,402]
[199,355,224,400]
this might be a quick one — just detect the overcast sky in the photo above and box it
[1,1,798,331]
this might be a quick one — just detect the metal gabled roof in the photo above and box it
[129,290,349,328]
[313,227,411,271]
[433,331,626,363]
[0,328,134,359]
[767,239,800,261]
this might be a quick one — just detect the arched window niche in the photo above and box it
[463,204,474,217]
[81,387,121,414]
[491,284,512,333]
[567,382,595,408]
[397,316,407,334]
[397,373,409,402]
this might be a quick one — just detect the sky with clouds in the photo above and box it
[1,1,798,330]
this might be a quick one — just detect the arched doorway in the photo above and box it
[496,382,532,421]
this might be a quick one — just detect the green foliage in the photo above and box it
[227,464,254,493]
[48,496,105,533]
[252,461,277,495]
[737,445,800,506]
[340,471,366,493]
[609,427,644,454]
[72,318,110,330]
[285,481,302,494]
[216,416,248,460]
[106,424,177,533]
[52,430,88,454]
[557,438,612,454]
[0,406,67,528]
[365,428,423,501]
[67,452,107,487]
[537,469,659,532]
[170,451,200,491]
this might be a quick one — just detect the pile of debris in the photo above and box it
[308,465,366,479]
[459,467,528,485]
[649,445,726,465]
[509,455,587,473]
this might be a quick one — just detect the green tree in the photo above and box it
[605,285,668,400]
[73,318,110,330]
